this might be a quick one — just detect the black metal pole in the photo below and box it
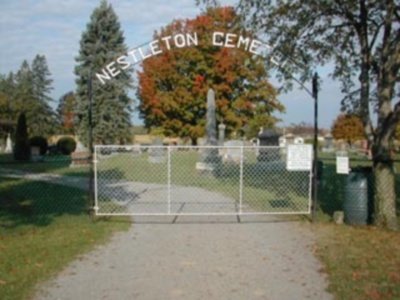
[312,72,319,222]
[88,71,94,217]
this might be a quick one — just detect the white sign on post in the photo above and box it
[286,144,313,171]
[336,156,350,174]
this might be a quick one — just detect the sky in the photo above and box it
[0,0,343,129]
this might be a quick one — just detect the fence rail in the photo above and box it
[94,145,313,216]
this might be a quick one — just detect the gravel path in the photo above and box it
[1,168,332,299]
[34,215,332,300]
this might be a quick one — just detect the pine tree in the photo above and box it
[31,54,56,136]
[57,91,77,134]
[75,0,132,145]
[14,58,56,137]
[14,60,36,130]
[14,113,30,161]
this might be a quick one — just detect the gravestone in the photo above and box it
[5,133,12,153]
[323,134,334,152]
[257,129,281,161]
[223,140,244,163]
[218,123,226,146]
[30,146,42,162]
[70,140,90,167]
[218,123,226,156]
[131,144,142,156]
[148,138,165,163]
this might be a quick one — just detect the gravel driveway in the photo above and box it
[34,215,332,300]
[0,168,331,299]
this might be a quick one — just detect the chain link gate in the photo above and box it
[94,145,312,216]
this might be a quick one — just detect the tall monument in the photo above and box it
[206,89,217,146]
[196,88,220,172]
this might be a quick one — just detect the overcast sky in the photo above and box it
[0,0,343,129]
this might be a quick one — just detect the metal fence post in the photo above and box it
[167,145,171,214]
[93,146,99,215]
[239,146,244,214]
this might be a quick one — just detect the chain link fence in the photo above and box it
[0,149,398,225]
[94,145,312,216]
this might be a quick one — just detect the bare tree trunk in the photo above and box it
[371,0,399,230]
[373,86,398,230]
[373,153,398,230]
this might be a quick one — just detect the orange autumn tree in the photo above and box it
[332,114,366,146]
[137,7,283,144]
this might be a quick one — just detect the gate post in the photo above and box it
[312,72,319,222]
[239,146,244,214]
[167,145,171,214]
[93,145,99,215]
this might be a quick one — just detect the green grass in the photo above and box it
[315,224,400,300]
[0,154,89,177]
[0,177,130,300]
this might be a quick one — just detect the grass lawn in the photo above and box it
[0,153,89,177]
[0,177,130,300]
[315,224,400,300]
[316,152,400,300]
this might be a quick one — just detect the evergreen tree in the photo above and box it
[75,0,132,145]
[14,58,56,137]
[14,113,30,161]
[31,54,57,136]
[14,60,35,129]
[0,72,17,122]
[57,91,77,134]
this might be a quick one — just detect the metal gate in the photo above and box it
[94,145,312,216]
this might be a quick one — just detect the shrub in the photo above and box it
[29,136,48,155]
[14,113,30,161]
[57,137,77,155]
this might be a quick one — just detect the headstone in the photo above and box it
[218,123,226,146]
[5,133,12,153]
[285,133,295,145]
[75,140,88,152]
[30,146,42,162]
[257,129,281,161]
[148,138,165,163]
[323,134,334,152]
[294,136,304,144]
[131,144,142,156]
[70,139,90,167]
[223,140,243,163]
[196,88,220,172]
[218,123,226,156]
